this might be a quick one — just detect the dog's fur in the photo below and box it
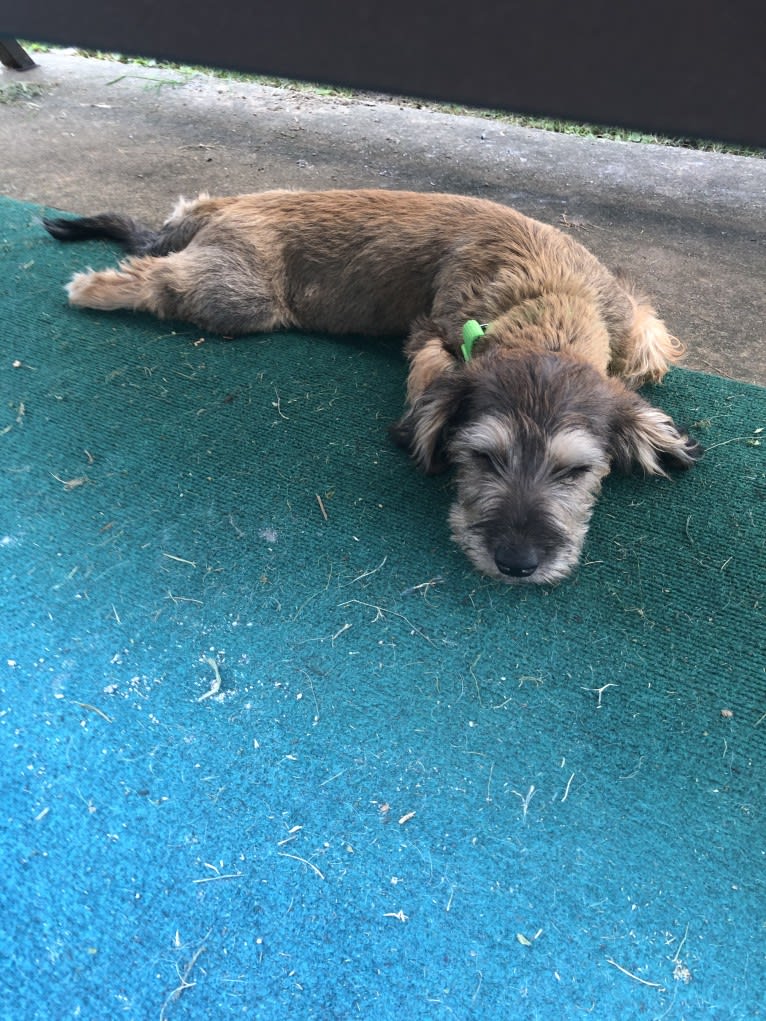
[43,189,701,583]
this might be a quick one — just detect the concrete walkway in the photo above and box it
[2,49,764,384]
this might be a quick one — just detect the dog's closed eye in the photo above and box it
[472,450,502,471]
[557,464,594,481]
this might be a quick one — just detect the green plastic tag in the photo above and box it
[461,320,486,361]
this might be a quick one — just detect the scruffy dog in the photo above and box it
[43,189,701,583]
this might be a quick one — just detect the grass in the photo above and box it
[21,44,765,159]
[0,80,46,103]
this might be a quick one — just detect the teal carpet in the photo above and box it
[2,196,764,1019]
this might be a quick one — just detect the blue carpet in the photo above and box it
[1,196,765,1020]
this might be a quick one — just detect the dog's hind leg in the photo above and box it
[67,255,171,313]
[66,246,288,335]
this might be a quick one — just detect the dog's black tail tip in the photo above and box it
[42,212,157,254]
[42,215,82,242]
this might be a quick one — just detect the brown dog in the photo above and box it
[43,189,700,583]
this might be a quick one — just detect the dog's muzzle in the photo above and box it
[494,543,539,578]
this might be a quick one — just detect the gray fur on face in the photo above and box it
[394,353,699,584]
[448,417,610,582]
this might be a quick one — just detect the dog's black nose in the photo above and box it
[494,545,539,578]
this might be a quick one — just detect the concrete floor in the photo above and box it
[2,48,765,385]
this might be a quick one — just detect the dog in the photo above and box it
[43,189,701,583]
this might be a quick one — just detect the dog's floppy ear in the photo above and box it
[609,388,702,476]
[389,373,469,474]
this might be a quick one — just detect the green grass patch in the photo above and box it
[0,80,46,103]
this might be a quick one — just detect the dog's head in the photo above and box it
[390,352,700,584]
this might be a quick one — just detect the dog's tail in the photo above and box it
[44,200,211,256]
[42,213,161,255]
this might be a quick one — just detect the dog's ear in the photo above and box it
[389,374,468,474]
[609,388,702,476]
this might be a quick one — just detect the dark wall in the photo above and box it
[4,0,764,147]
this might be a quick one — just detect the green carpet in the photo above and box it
[2,196,764,1019]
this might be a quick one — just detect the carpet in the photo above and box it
[1,196,764,1020]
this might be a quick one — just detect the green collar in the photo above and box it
[461,319,487,361]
